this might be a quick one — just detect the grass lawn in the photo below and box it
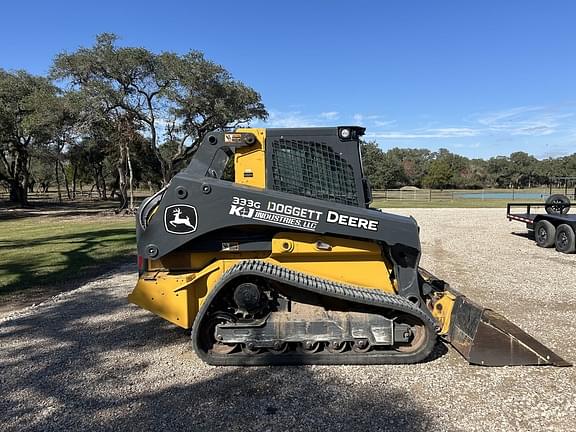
[0,215,135,296]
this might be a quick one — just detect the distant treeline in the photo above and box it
[361,142,576,190]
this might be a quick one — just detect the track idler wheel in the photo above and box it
[395,315,427,353]
[352,339,371,353]
[298,341,321,353]
[268,342,289,354]
[242,342,262,355]
[326,341,348,353]
[203,313,237,355]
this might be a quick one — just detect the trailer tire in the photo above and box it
[534,220,556,248]
[555,224,576,254]
[545,194,570,215]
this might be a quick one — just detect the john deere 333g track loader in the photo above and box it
[129,127,570,366]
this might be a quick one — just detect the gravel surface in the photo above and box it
[1,208,575,431]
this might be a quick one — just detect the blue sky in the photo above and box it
[1,1,575,159]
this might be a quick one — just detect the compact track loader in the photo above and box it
[129,126,570,366]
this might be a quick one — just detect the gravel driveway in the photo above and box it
[1,208,575,431]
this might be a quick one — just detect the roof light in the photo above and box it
[339,128,351,139]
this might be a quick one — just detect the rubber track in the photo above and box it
[192,259,438,366]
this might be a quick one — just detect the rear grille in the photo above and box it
[271,138,359,206]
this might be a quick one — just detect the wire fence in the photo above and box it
[372,188,576,202]
[0,189,152,206]
[2,187,576,206]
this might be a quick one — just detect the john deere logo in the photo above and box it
[164,205,198,235]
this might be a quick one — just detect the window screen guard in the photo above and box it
[270,138,359,206]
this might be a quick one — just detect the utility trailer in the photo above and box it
[507,194,576,253]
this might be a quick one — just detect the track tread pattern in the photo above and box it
[227,260,437,326]
[192,259,438,366]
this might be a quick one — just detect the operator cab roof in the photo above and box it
[266,126,365,140]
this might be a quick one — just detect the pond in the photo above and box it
[456,192,550,200]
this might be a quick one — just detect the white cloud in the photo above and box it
[320,111,339,120]
[254,105,576,156]
[353,113,364,124]
[373,120,397,127]
[536,142,576,159]
[472,106,574,137]
[259,110,372,128]
[475,106,545,124]
[364,105,576,143]
[454,142,481,149]
[367,127,480,139]
[348,113,398,127]
[261,111,325,128]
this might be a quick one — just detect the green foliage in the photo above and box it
[387,148,433,187]
[0,33,270,207]
[423,157,453,189]
[361,142,576,190]
[0,69,62,203]
[423,149,468,189]
[361,141,406,188]
[51,33,268,183]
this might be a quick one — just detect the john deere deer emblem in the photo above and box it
[164,204,198,234]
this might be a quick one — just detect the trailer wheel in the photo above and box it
[545,194,570,215]
[555,224,576,254]
[534,220,556,248]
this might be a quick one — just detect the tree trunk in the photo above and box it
[117,142,128,210]
[127,146,134,209]
[92,168,102,199]
[6,147,30,206]
[55,161,62,203]
[89,183,97,199]
[8,180,27,206]
[98,166,107,200]
[116,168,127,209]
[59,160,71,200]
[149,123,170,186]
[72,165,78,199]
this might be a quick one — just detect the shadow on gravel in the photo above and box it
[107,368,434,432]
[510,231,535,240]
[0,281,437,432]
[424,340,448,363]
